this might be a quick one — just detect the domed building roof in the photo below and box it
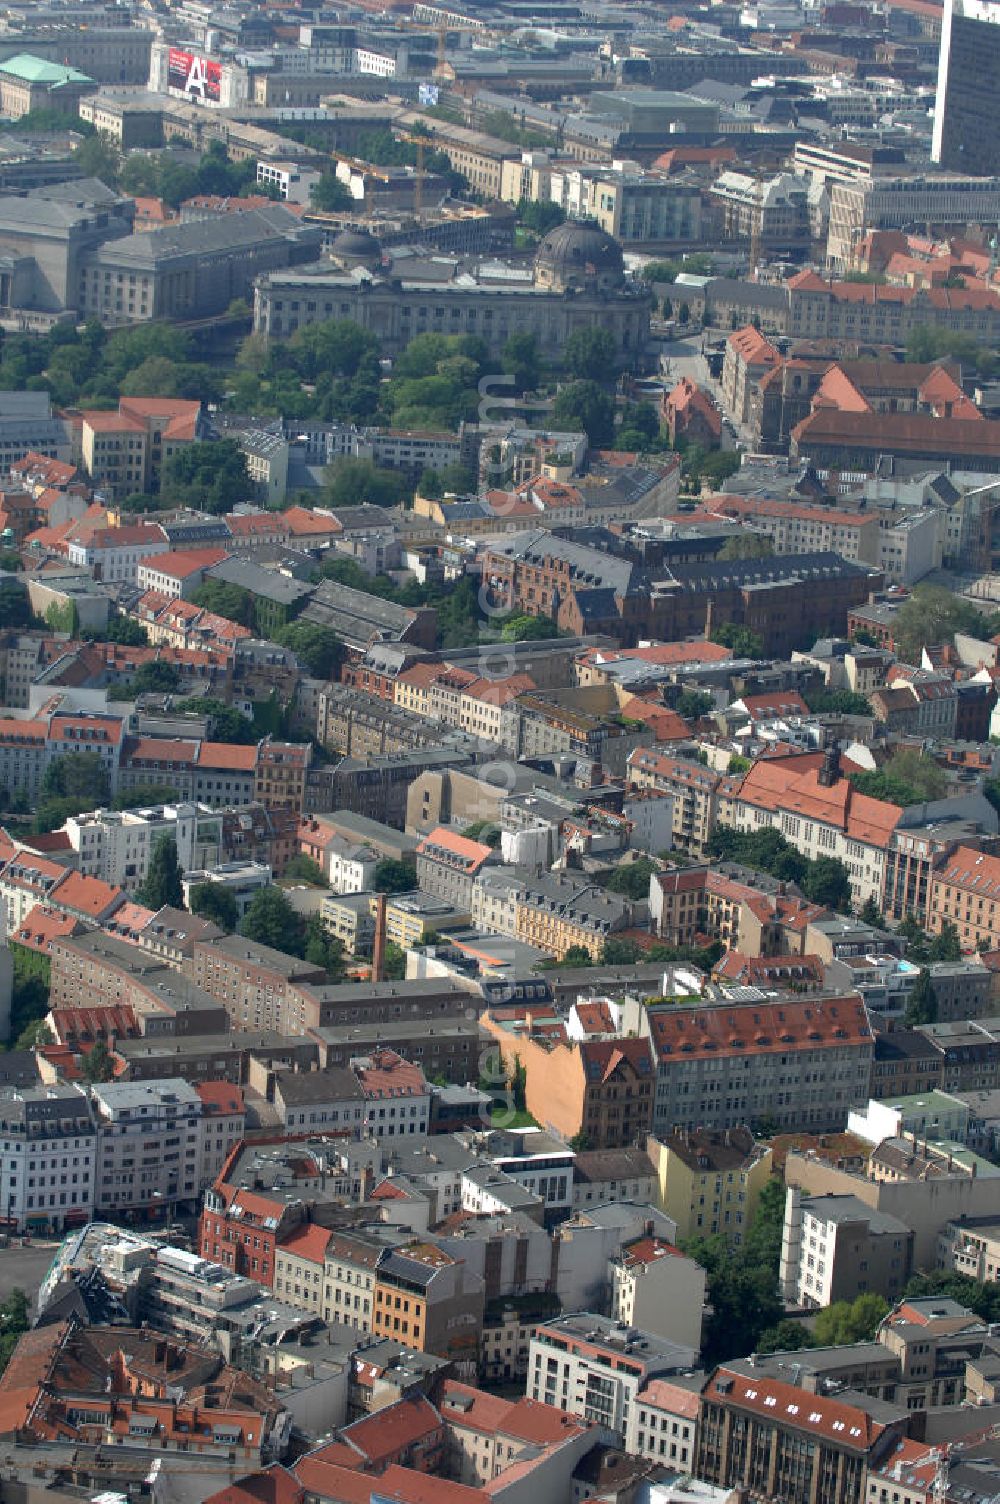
[330,227,382,267]
[534,219,624,291]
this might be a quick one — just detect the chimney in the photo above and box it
[372,892,387,984]
[817,743,841,788]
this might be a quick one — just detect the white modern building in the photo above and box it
[64,803,222,889]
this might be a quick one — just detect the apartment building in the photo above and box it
[627,750,719,857]
[47,930,227,1034]
[66,521,169,584]
[927,844,1000,950]
[371,1242,485,1365]
[787,271,1000,345]
[0,1084,96,1235]
[702,494,881,566]
[185,935,327,1033]
[481,1009,655,1147]
[722,325,783,426]
[646,1128,773,1246]
[513,871,632,961]
[322,1230,388,1331]
[642,994,875,1136]
[91,1079,204,1218]
[527,1313,695,1442]
[610,1236,706,1353]
[415,826,495,911]
[272,1223,331,1317]
[780,1187,914,1309]
[826,174,1000,273]
[79,398,204,500]
[697,1365,908,1504]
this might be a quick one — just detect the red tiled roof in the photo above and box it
[12,905,80,953]
[141,548,230,578]
[51,870,124,918]
[648,994,871,1064]
[417,826,493,872]
[197,742,259,770]
[195,1082,245,1116]
[705,1366,891,1451]
[277,1222,332,1265]
[338,1395,441,1464]
[203,1464,303,1504]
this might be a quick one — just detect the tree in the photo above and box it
[173,697,258,744]
[0,1289,29,1379]
[136,835,184,910]
[719,534,774,560]
[551,380,615,448]
[850,749,946,808]
[500,613,559,641]
[74,130,121,184]
[239,886,304,955]
[309,171,353,211]
[677,689,712,721]
[860,895,885,928]
[905,968,938,1026]
[517,200,566,236]
[601,938,642,965]
[42,752,110,805]
[161,440,249,513]
[800,856,852,911]
[324,456,411,509]
[605,856,657,901]
[813,1294,889,1346]
[502,332,541,392]
[283,854,327,885]
[45,600,78,635]
[930,919,962,962]
[757,1319,817,1355]
[191,579,255,627]
[275,621,342,679]
[131,660,181,696]
[564,327,617,381]
[374,858,416,894]
[90,615,149,647]
[303,913,345,976]
[803,687,873,716]
[711,622,764,658]
[382,941,406,980]
[892,583,990,664]
[81,1039,114,1083]
[685,1176,785,1364]
[560,945,594,968]
[188,882,238,933]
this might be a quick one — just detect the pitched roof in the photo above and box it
[142,547,230,578]
[705,1366,892,1452]
[277,1222,333,1266]
[647,995,871,1064]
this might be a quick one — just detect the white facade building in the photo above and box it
[0,1084,97,1234]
